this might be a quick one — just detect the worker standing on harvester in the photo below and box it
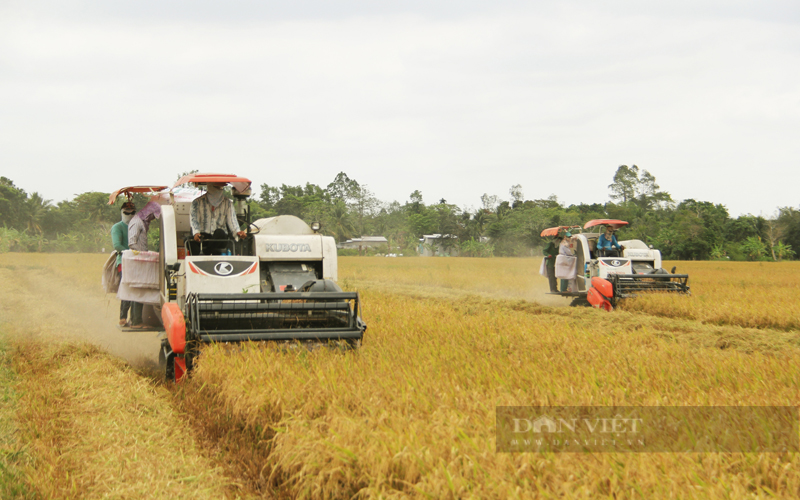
[190,182,247,255]
[558,232,577,292]
[543,236,560,292]
[111,201,136,326]
[128,201,162,329]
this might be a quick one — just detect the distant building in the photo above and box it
[419,234,459,257]
[337,236,389,251]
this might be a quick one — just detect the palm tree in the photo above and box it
[24,192,52,234]
[473,210,489,236]
[325,200,356,243]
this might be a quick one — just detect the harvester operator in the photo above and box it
[190,182,247,254]
[111,201,136,326]
[597,226,622,257]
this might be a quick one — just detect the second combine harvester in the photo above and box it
[543,219,690,311]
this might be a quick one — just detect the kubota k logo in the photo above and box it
[611,260,621,266]
[214,262,234,275]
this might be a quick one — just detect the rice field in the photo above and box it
[1,253,800,498]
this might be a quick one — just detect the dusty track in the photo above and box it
[0,255,161,370]
[0,254,261,499]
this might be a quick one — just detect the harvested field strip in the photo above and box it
[339,256,546,301]
[0,336,32,500]
[341,257,800,331]
[7,339,245,499]
[0,253,108,292]
[179,290,800,499]
[0,253,159,368]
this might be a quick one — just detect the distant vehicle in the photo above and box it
[542,219,689,311]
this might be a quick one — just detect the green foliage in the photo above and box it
[776,207,800,258]
[1,168,797,261]
[459,238,495,257]
[710,244,727,261]
[608,165,673,212]
[772,241,795,261]
[741,236,769,261]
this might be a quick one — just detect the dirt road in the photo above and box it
[0,254,161,370]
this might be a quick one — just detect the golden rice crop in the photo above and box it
[8,341,241,499]
[338,256,550,301]
[341,257,800,331]
[182,289,800,498]
[0,338,30,499]
[4,253,800,498]
[620,261,800,331]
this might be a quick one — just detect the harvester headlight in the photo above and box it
[311,221,321,232]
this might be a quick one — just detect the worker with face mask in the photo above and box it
[111,201,136,326]
[127,201,162,329]
[597,226,623,257]
[189,182,247,255]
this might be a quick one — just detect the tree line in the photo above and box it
[1,168,797,260]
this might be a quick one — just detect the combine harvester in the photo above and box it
[542,219,690,311]
[110,173,366,381]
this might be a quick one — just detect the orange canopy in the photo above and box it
[583,219,629,230]
[108,186,169,205]
[540,225,581,237]
[172,173,251,189]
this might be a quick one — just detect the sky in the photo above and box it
[1,0,799,217]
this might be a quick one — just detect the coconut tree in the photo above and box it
[23,192,52,234]
[325,200,356,243]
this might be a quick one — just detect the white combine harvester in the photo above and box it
[109,173,366,381]
[543,219,689,311]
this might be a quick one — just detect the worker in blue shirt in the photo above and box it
[597,226,623,257]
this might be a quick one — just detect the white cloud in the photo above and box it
[1,1,798,215]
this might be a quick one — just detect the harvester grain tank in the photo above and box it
[541,219,690,310]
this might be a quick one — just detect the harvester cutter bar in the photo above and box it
[197,301,352,312]
[610,273,690,298]
[186,292,365,344]
[197,292,360,301]
[200,329,363,342]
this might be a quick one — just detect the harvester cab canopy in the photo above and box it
[583,219,629,231]
[540,225,582,237]
[172,173,252,197]
[108,186,169,205]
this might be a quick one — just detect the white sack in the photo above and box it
[555,254,577,279]
[539,257,548,277]
[121,250,160,289]
[117,282,161,305]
